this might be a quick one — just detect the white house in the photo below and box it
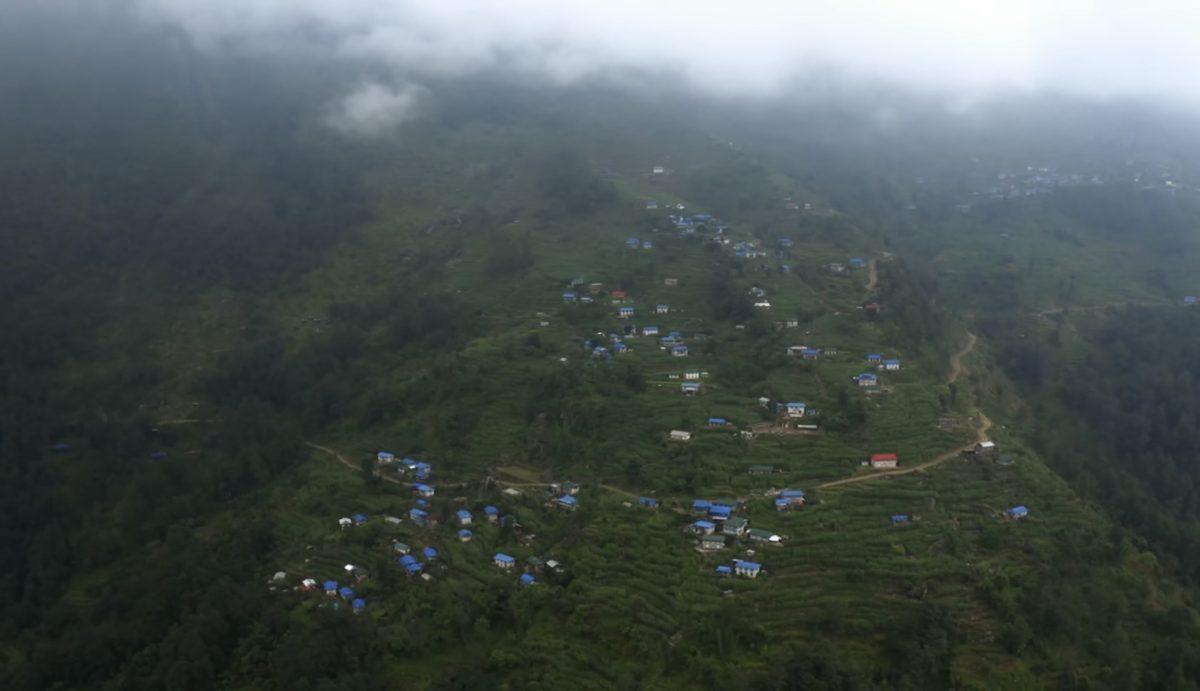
[670,430,692,442]
[785,402,807,418]
[754,301,772,309]
[656,304,670,314]
[652,165,665,174]
[338,517,352,529]
[734,560,762,578]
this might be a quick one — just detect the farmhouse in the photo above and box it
[747,464,776,476]
[716,564,733,576]
[693,499,712,514]
[801,347,822,360]
[870,453,899,469]
[883,358,902,371]
[392,541,411,555]
[734,560,762,579]
[785,401,807,418]
[618,306,634,319]
[671,344,689,357]
[708,504,733,520]
[855,373,879,388]
[652,165,665,174]
[611,289,629,300]
[458,529,473,542]
[670,430,692,442]
[699,534,726,551]
[556,495,578,511]
[377,451,395,464]
[562,292,577,303]
[414,483,435,498]
[892,514,909,526]
[625,237,640,249]
[455,509,472,526]
[638,497,660,508]
[1007,505,1029,519]
[849,257,866,268]
[707,417,729,428]
[423,546,439,561]
[681,382,701,395]
[664,277,678,286]
[642,325,659,336]
[748,528,783,544]
[753,301,772,309]
[409,508,429,527]
[352,513,367,526]
[520,573,537,586]
[484,505,500,523]
[494,553,516,569]
[976,441,997,454]
[399,555,423,575]
[645,200,658,209]
[723,517,749,537]
[352,598,366,614]
[684,370,704,380]
[777,489,806,509]
[338,517,352,529]
[657,304,670,314]
[691,519,717,535]
[866,353,883,364]
[323,580,339,595]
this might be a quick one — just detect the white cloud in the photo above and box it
[114,0,1200,106]
[325,81,427,137]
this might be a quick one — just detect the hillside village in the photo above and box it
[275,177,1031,620]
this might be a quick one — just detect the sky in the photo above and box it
[11,1,1200,135]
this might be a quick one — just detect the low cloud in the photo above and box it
[41,0,1200,108]
[324,81,427,137]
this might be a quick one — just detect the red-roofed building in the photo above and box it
[870,453,899,469]
[611,290,629,300]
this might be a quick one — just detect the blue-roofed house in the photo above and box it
[352,513,368,526]
[866,353,883,363]
[613,342,628,354]
[352,598,366,613]
[619,306,635,319]
[734,560,762,578]
[415,498,429,508]
[1007,505,1029,519]
[639,497,660,508]
[399,555,423,575]
[693,499,712,514]
[377,451,396,464]
[716,564,733,576]
[494,553,516,569]
[849,257,866,268]
[423,546,439,561]
[563,291,577,302]
[414,483,435,498]
[520,573,537,586]
[455,509,472,526]
[556,495,578,511]
[324,580,339,595]
[339,586,355,600]
[892,514,910,525]
[458,529,473,542]
[691,519,716,535]
[707,417,729,427]
[785,401,807,418]
[856,373,879,388]
[800,347,821,360]
[709,504,733,520]
[409,507,429,527]
[657,303,669,314]
[592,345,610,358]
[660,334,678,346]
[672,344,689,357]
[626,237,640,248]
[484,505,500,523]
[883,358,901,371]
[775,498,791,511]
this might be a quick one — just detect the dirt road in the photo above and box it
[817,330,990,490]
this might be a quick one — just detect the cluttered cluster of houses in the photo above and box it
[687,496,790,575]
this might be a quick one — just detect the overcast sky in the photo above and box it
[126,0,1200,100]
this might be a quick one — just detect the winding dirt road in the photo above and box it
[817,331,989,490]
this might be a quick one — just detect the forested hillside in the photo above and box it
[4,9,1200,690]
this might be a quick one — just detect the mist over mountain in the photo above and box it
[4,3,1200,689]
